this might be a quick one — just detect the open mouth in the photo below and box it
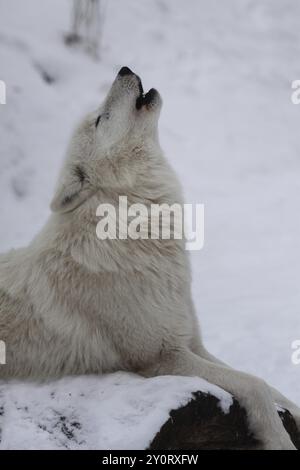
[136,88,158,110]
[117,67,158,110]
[135,76,158,110]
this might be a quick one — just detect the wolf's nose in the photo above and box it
[118,66,134,77]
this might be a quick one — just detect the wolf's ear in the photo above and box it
[50,164,92,214]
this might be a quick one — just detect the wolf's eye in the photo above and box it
[95,115,102,128]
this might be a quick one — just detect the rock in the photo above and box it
[149,392,300,450]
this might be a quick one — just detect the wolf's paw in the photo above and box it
[292,413,300,441]
[277,406,300,449]
[261,435,296,450]
[292,412,300,429]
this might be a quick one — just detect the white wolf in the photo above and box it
[0,67,299,449]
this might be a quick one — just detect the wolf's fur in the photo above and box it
[0,69,299,449]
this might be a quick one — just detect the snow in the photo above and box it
[0,0,300,449]
[0,373,232,450]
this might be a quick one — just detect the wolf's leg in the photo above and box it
[142,348,296,449]
[268,386,300,430]
[192,342,300,430]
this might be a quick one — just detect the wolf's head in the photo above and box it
[51,67,163,214]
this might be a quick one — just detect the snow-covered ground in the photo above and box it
[0,0,299,449]
[0,373,232,450]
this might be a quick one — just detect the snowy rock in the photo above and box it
[0,373,298,450]
[0,373,232,450]
[150,392,300,450]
